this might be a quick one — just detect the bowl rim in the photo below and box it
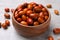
[12,8,51,28]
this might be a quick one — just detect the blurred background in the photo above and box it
[0,0,60,40]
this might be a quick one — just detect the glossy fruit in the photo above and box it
[20,21,28,25]
[18,8,22,12]
[30,2,38,7]
[39,12,44,18]
[45,16,48,20]
[22,15,27,21]
[53,28,60,34]
[2,23,7,29]
[48,36,54,40]
[34,6,42,13]
[44,12,48,16]
[28,4,33,10]
[46,4,52,8]
[22,3,28,8]
[5,8,10,12]
[33,21,39,26]
[15,11,18,15]
[39,4,44,9]
[17,18,22,22]
[29,13,38,19]
[38,17,45,23]
[14,2,49,26]
[27,18,33,24]
[5,20,10,26]
[18,11,25,16]
[54,10,59,15]
[4,13,10,19]
[42,8,47,12]
[23,8,29,13]
[14,14,19,19]
[26,10,33,16]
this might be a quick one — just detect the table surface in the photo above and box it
[0,0,60,40]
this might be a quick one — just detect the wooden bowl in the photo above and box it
[12,8,51,37]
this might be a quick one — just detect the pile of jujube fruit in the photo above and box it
[14,2,49,26]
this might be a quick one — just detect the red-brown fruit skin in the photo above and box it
[53,28,60,34]
[4,13,10,19]
[5,20,10,26]
[5,8,10,12]
[0,22,1,28]
[2,23,7,29]
[11,9,14,13]
[27,18,33,25]
[48,36,54,40]
[17,18,22,22]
